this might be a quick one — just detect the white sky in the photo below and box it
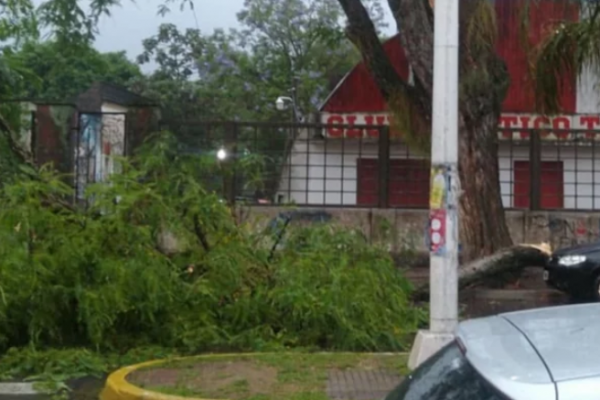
[93,0,397,71]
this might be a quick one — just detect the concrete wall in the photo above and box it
[241,206,600,253]
[279,128,600,210]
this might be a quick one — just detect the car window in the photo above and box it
[386,342,509,400]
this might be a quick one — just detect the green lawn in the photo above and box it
[128,352,408,400]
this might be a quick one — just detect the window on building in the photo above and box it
[356,158,430,208]
[389,159,430,207]
[514,160,564,209]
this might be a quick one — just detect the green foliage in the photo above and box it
[0,131,423,358]
[5,41,143,101]
[249,225,425,351]
[0,346,180,397]
[531,2,600,114]
[135,0,389,122]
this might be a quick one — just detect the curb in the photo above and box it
[0,383,43,400]
[100,352,408,400]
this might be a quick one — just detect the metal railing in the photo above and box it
[9,109,600,212]
[163,121,600,211]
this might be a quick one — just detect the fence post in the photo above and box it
[223,123,238,205]
[378,126,390,208]
[529,129,542,210]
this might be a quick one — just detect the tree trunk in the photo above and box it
[458,113,513,262]
[338,0,514,264]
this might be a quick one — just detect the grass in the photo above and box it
[128,352,408,400]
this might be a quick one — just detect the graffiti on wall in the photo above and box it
[75,113,126,201]
[530,215,600,249]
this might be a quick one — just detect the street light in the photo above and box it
[216,148,227,161]
[275,96,292,111]
[275,96,302,122]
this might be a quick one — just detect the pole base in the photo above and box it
[408,330,455,370]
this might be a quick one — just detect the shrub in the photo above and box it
[0,131,424,355]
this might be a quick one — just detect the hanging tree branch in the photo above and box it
[337,0,432,139]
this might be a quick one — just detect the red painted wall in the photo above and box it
[496,0,578,112]
[322,36,411,113]
[322,0,579,114]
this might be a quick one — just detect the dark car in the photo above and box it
[544,241,600,300]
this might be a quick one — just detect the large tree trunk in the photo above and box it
[459,113,513,262]
[338,0,514,265]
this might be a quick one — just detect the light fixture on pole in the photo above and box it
[275,96,302,122]
[408,0,460,369]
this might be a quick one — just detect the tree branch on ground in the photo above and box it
[411,245,552,302]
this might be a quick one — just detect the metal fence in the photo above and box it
[7,109,600,212]
[159,121,600,211]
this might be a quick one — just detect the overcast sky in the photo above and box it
[93,0,397,71]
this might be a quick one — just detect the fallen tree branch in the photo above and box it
[411,244,551,302]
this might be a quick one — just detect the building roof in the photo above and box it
[320,0,580,115]
[75,82,158,112]
[319,34,410,114]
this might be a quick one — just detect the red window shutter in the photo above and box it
[357,158,379,206]
[513,161,564,209]
[389,159,430,207]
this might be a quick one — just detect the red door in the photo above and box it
[389,159,430,207]
[356,158,430,207]
[514,161,564,209]
[357,158,379,206]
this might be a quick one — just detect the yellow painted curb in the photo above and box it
[100,352,408,400]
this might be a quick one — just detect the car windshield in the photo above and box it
[385,341,509,400]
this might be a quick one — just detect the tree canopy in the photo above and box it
[6,41,142,101]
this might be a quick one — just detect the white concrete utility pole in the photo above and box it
[408,0,460,370]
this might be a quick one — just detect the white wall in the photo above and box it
[278,128,424,205]
[279,130,600,210]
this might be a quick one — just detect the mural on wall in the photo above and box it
[75,113,126,201]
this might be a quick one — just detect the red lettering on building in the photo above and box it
[553,117,571,139]
[581,116,600,139]
[363,115,380,138]
[499,116,518,138]
[326,115,344,137]
[518,116,531,139]
[324,113,600,140]
[345,115,362,138]
[533,116,551,138]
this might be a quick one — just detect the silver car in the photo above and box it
[387,303,600,399]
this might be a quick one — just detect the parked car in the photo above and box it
[386,303,600,399]
[544,241,600,300]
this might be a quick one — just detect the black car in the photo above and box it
[544,241,600,301]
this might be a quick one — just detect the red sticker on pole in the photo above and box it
[429,209,446,255]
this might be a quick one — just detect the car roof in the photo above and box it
[456,303,600,400]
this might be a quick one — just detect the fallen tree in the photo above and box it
[411,244,552,302]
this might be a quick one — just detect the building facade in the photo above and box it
[278,1,600,211]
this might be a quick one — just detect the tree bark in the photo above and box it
[338,0,514,263]
[458,114,513,262]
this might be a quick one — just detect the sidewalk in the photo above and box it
[327,370,403,400]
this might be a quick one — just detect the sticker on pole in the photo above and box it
[429,209,446,255]
[430,166,447,209]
